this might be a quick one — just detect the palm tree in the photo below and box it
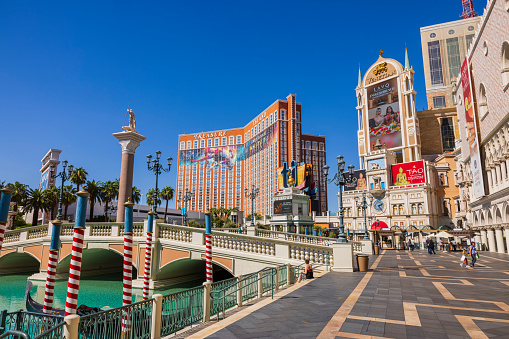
[132,186,141,204]
[44,186,60,220]
[8,181,28,211]
[85,180,103,221]
[70,167,88,191]
[63,185,77,220]
[101,181,119,221]
[22,188,49,226]
[0,181,5,189]
[160,186,174,221]
[146,189,161,210]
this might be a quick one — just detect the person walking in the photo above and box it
[428,239,436,255]
[468,242,477,268]
[451,239,457,252]
[460,250,468,267]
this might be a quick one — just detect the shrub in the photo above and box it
[188,219,204,228]
[328,232,338,238]
[224,220,236,228]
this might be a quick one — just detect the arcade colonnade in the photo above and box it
[471,202,509,254]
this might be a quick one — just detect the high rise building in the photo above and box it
[420,16,481,110]
[176,94,327,216]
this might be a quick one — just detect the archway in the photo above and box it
[57,248,137,279]
[0,252,40,275]
[495,206,503,226]
[157,258,234,284]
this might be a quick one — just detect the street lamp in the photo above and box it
[178,189,193,226]
[106,204,117,222]
[355,191,374,240]
[245,184,260,227]
[146,151,172,217]
[50,160,74,221]
[322,155,352,243]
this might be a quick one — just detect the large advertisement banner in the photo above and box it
[273,200,292,215]
[344,169,367,191]
[391,160,426,187]
[460,57,485,200]
[179,124,276,170]
[366,77,402,150]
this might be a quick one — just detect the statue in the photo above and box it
[394,167,411,186]
[122,109,137,133]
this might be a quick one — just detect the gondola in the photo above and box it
[25,280,102,317]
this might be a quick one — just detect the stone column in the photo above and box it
[495,227,505,254]
[487,228,497,252]
[505,227,509,254]
[113,131,146,222]
[480,229,488,250]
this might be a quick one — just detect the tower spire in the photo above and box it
[357,66,362,88]
[404,48,411,71]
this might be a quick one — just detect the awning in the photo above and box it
[371,220,388,230]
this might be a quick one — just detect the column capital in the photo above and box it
[113,131,146,155]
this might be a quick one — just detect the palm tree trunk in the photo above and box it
[32,208,39,226]
[90,201,95,221]
[164,200,168,221]
[104,201,109,221]
[77,184,80,192]
[64,204,69,220]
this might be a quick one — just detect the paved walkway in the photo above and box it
[187,249,509,338]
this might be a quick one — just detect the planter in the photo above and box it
[357,254,369,272]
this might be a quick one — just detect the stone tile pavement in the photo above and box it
[184,249,509,338]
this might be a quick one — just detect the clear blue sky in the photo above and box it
[0,0,471,212]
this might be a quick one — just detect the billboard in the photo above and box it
[179,124,277,170]
[460,57,485,200]
[366,77,402,150]
[273,200,292,215]
[391,160,426,187]
[344,169,367,191]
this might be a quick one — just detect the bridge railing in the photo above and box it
[0,309,64,339]
[160,285,204,336]
[255,229,334,246]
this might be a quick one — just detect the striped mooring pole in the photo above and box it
[205,212,212,282]
[0,188,14,254]
[122,199,134,333]
[43,219,62,314]
[142,211,155,300]
[64,191,89,316]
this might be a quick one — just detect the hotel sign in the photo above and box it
[194,131,227,139]
[365,61,397,85]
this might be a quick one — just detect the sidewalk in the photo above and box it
[181,249,509,338]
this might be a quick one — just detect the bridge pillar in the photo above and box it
[202,281,211,322]
[150,294,163,339]
[237,275,243,307]
[331,243,354,272]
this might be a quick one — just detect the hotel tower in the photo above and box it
[176,94,327,216]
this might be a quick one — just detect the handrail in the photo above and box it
[0,330,30,339]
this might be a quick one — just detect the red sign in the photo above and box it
[391,160,426,186]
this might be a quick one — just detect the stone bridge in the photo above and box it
[0,222,371,289]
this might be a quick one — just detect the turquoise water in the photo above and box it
[0,273,202,312]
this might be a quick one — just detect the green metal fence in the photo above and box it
[34,321,65,339]
[210,277,238,317]
[278,265,288,287]
[0,310,63,339]
[160,285,204,336]
[78,298,153,339]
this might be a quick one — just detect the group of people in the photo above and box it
[460,243,478,268]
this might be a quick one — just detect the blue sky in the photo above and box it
[0,0,473,212]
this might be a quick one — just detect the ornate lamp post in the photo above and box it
[50,160,74,222]
[323,155,352,243]
[146,151,172,216]
[355,192,374,241]
[106,204,117,222]
[178,189,193,226]
[245,185,259,227]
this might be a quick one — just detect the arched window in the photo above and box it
[479,83,489,118]
[502,41,509,88]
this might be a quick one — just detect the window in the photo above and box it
[446,37,461,80]
[479,83,489,119]
[433,96,446,109]
[186,141,192,149]
[466,34,475,50]
[281,111,285,120]
[214,138,219,146]
[207,139,212,147]
[502,41,509,88]
[229,136,234,145]
[428,41,444,85]
[237,135,242,144]
[180,141,185,150]
[441,117,456,152]
[222,137,227,146]
[193,140,198,149]
[200,139,205,148]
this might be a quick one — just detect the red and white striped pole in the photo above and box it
[64,191,89,316]
[142,211,155,300]
[43,220,62,314]
[122,199,134,334]
[205,212,212,282]
[0,188,14,254]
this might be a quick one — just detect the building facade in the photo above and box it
[176,94,327,216]
[420,16,481,110]
[452,0,509,253]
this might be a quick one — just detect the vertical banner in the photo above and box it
[460,58,485,200]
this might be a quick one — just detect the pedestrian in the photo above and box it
[451,239,457,251]
[407,239,412,253]
[468,242,478,268]
[410,238,415,252]
[439,239,443,251]
[428,239,436,255]
[460,250,468,267]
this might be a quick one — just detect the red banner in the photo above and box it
[391,160,426,186]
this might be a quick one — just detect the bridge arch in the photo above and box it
[57,248,138,279]
[157,258,234,283]
[0,251,40,275]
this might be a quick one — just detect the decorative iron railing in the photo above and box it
[210,277,238,317]
[160,286,204,336]
[0,310,63,339]
[78,298,153,339]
